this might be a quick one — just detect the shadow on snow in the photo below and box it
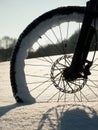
[37,104,98,130]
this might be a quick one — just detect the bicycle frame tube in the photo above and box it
[69,0,98,75]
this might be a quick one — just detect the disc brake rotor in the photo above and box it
[50,55,87,93]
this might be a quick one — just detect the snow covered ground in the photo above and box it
[0,61,98,130]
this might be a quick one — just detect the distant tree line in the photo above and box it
[28,30,98,58]
[0,30,98,62]
[0,36,17,61]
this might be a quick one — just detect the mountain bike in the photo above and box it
[10,0,98,103]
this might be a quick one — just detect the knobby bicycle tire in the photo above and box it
[10,6,87,103]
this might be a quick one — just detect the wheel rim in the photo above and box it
[12,10,98,103]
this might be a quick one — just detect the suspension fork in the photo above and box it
[69,0,97,76]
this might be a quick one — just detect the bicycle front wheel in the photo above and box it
[10,6,86,103]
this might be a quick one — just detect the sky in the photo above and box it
[0,0,87,38]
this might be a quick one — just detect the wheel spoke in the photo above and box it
[36,83,53,99]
